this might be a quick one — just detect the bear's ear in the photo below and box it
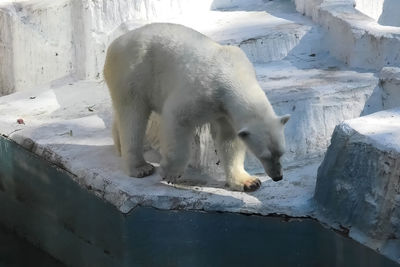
[238,128,250,138]
[280,114,290,125]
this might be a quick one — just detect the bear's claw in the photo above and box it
[243,178,262,192]
[129,163,155,178]
[162,174,182,184]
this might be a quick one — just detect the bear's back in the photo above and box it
[134,23,212,43]
[110,23,218,57]
[105,23,260,112]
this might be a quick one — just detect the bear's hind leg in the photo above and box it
[116,103,155,178]
[212,118,261,192]
[160,113,194,184]
[112,116,121,156]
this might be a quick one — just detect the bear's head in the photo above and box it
[238,115,290,182]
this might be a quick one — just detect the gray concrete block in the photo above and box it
[315,108,400,261]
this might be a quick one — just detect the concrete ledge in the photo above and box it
[0,80,322,216]
[314,108,400,262]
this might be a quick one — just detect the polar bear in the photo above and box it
[104,23,290,192]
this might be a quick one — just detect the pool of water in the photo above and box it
[0,224,65,267]
[124,208,400,267]
[1,208,398,267]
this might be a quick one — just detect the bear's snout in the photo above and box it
[261,160,283,182]
[272,175,283,182]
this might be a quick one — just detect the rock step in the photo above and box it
[314,108,400,262]
[199,11,312,64]
[248,62,378,170]
[295,0,400,70]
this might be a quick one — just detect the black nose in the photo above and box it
[272,176,283,182]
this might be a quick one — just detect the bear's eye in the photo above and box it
[238,130,250,138]
[260,151,272,160]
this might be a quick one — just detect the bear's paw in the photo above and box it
[128,163,155,178]
[227,176,262,192]
[243,177,262,192]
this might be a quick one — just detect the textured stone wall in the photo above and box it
[314,109,400,261]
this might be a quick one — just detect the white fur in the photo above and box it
[104,23,289,191]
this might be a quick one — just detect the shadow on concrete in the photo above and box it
[361,83,384,116]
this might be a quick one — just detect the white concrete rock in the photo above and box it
[0,0,74,95]
[249,62,378,171]
[1,0,214,94]
[314,108,400,262]
[0,0,314,95]
[354,0,385,23]
[294,0,400,70]
[355,0,400,27]
[294,0,323,17]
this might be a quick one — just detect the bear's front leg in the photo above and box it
[221,141,261,192]
[227,171,262,192]
[212,119,261,192]
[116,104,155,178]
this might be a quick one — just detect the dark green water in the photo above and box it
[125,208,400,267]
[1,210,398,267]
[0,224,64,267]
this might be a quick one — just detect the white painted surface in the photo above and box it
[2,0,394,95]
[355,0,400,27]
[354,0,384,22]
[0,0,311,95]
[346,109,400,152]
[294,0,400,70]
[0,1,74,94]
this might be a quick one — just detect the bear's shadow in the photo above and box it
[143,146,234,190]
